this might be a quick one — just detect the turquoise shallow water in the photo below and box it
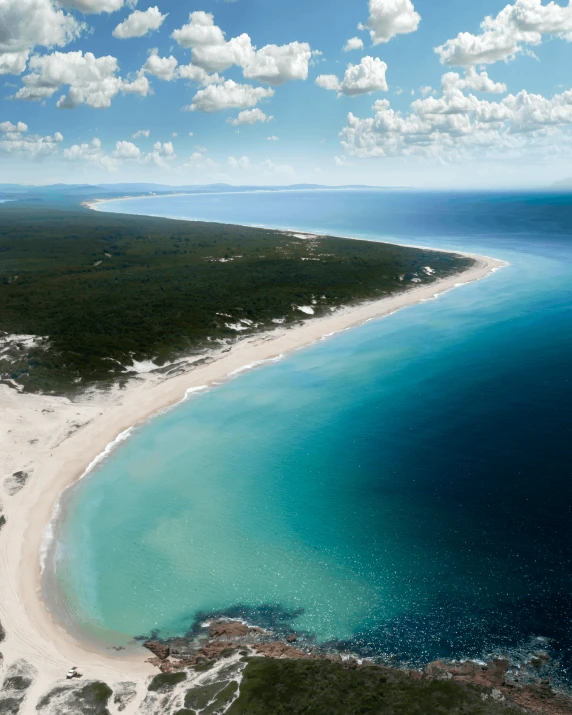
[50,191,572,675]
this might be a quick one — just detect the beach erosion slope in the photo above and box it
[0,221,504,712]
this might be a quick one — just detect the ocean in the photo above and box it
[48,190,572,680]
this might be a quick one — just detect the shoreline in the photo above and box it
[0,220,506,705]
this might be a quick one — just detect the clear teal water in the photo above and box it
[51,191,572,674]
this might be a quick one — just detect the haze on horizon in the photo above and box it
[2,0,572,189]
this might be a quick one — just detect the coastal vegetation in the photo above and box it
[0,203,473,395]
[227,659,523,715]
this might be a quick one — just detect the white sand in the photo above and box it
[0,250,506,712]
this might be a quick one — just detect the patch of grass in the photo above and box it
[194,659,215,673]
[219,648,236,659]
[148,671,187,692]
[227,659,523,715]
[0,205,473,395]
[203,681,238,714]
[184,682,228,710]
[1,678,30,693]
[72,682,113,715]
[0,696,21,715]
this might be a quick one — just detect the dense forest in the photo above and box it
[0,204,474,394]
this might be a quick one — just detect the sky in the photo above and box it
[2,0,572,188]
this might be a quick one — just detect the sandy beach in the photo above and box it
[0,248,506,713]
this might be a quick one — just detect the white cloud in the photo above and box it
[441,68,507,94]
[343,37,364,52]
[242,42,312,85]
[261,158,295,177]
[230,108,273,125]
[143,51,178,81]
[188,79,274,113]
[228,155,250,169]
[55,0,137,14]
[64,136,175,171]
[316,56,388,96]
[267,135,278,141]
[435,0,572,67]
[172,11,313,85]
[113,6,166,39]
[112,140,141,159]
[132,129,150,139]
[0,119,63,156]
[358,0,421,45]
[0,0,84,75]
[64,137,117,170]
[185,150,219,170]
[177,63,221,85]
[14,51,149,108]
[145,140,176,167]
[340,81,572,162]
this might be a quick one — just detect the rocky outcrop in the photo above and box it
[423,658,510,688]
[253,642,312,660]
[4,471,30,497]
[0,659,37,715]
[113,682,137,712]
[0,620,5,643]
[143,641,170,660]
[36,681,113,715]
[208,621,265,640]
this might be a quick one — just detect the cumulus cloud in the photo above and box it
[64,137,117,169]
[14,51,149,108]
[55,0,137,13]
[0,119,63,156]
[441,68,507,94]
[145,140,176,167]
[172,11,313,85]
[113,6,166,39]
[228,155,250,168]
[316,56,388,96]
[188,79,274,113]
[261,158,295,177]
[340,80,572,162]
[132,129,150,139]
[343,37,364,52]
[435,0,572,67]
[358,0,421,45]
[64,136,175,171]
[0,0,84,75]
[142,51,178,81]
[230,108,273,125]
[112,139,141,159]
[267,135,278,140]
[185,150,219,171]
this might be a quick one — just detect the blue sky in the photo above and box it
[2,0,572,187]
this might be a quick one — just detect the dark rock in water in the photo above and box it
[143,641,170,660]
[287,634,297,643]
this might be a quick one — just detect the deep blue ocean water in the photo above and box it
[50,191,572,679]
